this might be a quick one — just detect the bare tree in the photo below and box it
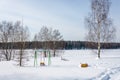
[37,26,52,49]
[34,26,63,57]
[34,26,51,57]
[85,0,116,58]
[14,21,30,66]
[0,21,15,61]
[52,29,63,57]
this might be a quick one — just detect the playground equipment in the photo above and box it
[80,63,88,68]
[34,49,51,66]
[40,50,45,66]
[34,50,38,66]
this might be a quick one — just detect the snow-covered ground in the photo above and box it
[0,49,120,80]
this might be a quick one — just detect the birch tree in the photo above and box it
[85,0,116,58]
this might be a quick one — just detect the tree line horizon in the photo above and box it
[0,41,120,49]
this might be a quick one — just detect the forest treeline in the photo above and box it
[0,41,120,50]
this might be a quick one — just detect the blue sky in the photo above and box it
[0,0,120,41]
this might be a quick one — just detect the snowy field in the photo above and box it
[0,49,120,80]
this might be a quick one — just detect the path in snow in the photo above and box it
[91,67,120,80]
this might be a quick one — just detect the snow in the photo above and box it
[0,49,120,80]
